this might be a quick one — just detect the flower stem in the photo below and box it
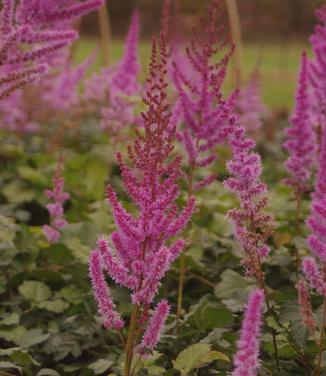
[294,191,302,274]
[176,164,194,319]
[257,257,280,370]
[316,297,326,376]
[124,304,140,376]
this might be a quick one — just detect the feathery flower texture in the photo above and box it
[296,279,317,332]
[283,51,316,193]
[224,113,274,278]
[43,161,70,244]
[83,11,141,133]
[171,0,234,191]
[232,288,264,376]
[89,34,195,352]
[236,70,269,135]
[310,4,326,124]
[0,0,103,99]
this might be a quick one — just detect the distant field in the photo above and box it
[75,38,309,111]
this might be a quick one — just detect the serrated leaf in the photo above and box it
[88,359,113,374]
[173,344,218,375]
[18,281,51,303]
[215,270,255,301]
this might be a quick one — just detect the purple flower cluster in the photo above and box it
[83,11,141,134]
[232,288,264,376]
[310,5,326,124]
[43,162,70,244]
[171,0,234,191]
[236,70,269,135]
[89,34,194,352]
[0,0,103,99]
[283,52,316,193]
[224,113,274,278]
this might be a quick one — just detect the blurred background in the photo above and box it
[76,0,325,110]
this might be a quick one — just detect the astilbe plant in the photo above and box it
[223,112,274,280]
[43,159,70,244]
[283,52,316,197]
[83,11,141,134]
[231,288,264,376]
[89,33,195,376]
[300,124,326,373]
[0,0,103,99]
[171,0,234,193]
[235,69,269,136]
[310,4,326,125]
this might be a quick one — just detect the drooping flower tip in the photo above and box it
[231,288,264,376]
[138,299,170,353]
[89,250,124,330]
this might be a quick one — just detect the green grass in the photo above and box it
[74,38,309,111]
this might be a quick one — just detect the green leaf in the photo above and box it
[187,302,233,331]
[0,313,20,326]
[18,329,51,349]
[37,369,60,376]
[17,165,47,185]
[18,281,51,303]
[38,299,69,313]
[88,359,114,374]
[0,361,22,373]
[173,344,221,375]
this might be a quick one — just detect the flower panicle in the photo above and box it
[283,51,316,193]
[231,288,264,376]
[89,20,194,354]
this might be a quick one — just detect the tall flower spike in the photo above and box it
[283,51,316,193]
[306,124,326,262]
[171,0,234,191]
[235,68,269,135]
[302,257,326,297]
[224,113,274,279]
[89,28,194,355]
[83,10,141,134]
[296,279,317,332]
[310,5,326,124]
[232,288,264,376]
[42,160,70,244]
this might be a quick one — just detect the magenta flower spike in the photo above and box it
[236,69,269,135]
[296,279,317,332]
[302,257,326,296]
[83,10,141,134]
[283,51,316,193]
[89,33,194,351]
[42,161,70,244]
[231,288,264,376]
[310,5,326,124]
[171,0,234,191]
[223,113,274,278]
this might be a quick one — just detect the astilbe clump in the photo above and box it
[43,161,70,244]
[0,0,103,99]
[235,69,269,135]
[171,0,234,192]
[301,125,326,296]
[88,33,195,367]
[310,4,326,124]
[0,51,94,133]
[83,11,141,134]
[283,51,316,193]
[223,112,274,280]
[231,288,264,376]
